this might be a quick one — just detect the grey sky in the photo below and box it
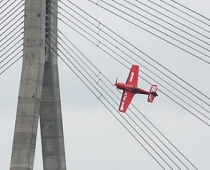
[1,0,210,169]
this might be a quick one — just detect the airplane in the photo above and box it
[115,65,158,113]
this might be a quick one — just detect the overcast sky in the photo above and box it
[1,0,210,169]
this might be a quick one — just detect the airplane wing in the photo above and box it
[119,90,135,113]
[126,65,139,87]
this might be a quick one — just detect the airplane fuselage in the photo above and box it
[115,82,150,95]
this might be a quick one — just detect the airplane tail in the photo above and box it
[147,85,158,103]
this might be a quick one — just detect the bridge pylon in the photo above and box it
[10,0,66,169]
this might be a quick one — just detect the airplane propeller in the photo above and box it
[113,77,118,90]
[115,77,118,84]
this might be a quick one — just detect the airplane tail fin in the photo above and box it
[147,85,158,103]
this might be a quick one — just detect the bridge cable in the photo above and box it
[88,0,210,64]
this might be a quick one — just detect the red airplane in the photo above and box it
[115,65,158,112]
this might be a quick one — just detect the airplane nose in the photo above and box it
[113,83,118,91]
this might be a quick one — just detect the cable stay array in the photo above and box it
[41,0,210,169]
[44,24,199,169]
[142,0,210,33]
[88,0,210,64]
[0,0,24,75]
[125,0,210,45]
[53,0,210,126]
[71,0,210,100]
[58,0,210,99]
[111,0,210,50]
[161,0,210,26]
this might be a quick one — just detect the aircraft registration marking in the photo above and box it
[120,92,127,111]
[129,72,134,82]
[151,85,157,92]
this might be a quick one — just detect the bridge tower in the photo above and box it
[10,0,66,169]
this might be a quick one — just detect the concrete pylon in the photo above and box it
[10,0,66,170]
